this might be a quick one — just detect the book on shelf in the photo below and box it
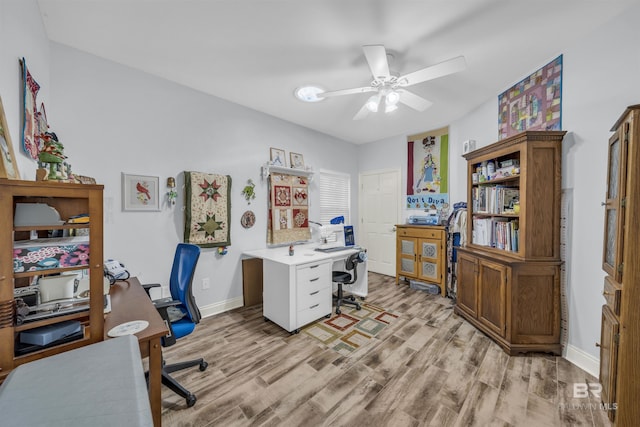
[67,214,90,224]
[472,187,488,213]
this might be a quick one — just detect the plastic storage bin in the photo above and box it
[409,280,440,295]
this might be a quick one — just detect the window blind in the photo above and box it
[319,170,351,225]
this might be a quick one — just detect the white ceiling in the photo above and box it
[37,0,636,144]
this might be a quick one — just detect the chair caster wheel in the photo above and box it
[349,296,356,301]
[186,394,197,407]
[355,304,362,310]
[336,309,341,315]
[199,361,208,371]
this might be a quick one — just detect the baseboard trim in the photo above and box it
[200,296,244,318]
[564,344,600,378]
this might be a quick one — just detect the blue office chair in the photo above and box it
[143,243,208,408]
[333,250,367,315]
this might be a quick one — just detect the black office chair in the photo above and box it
[143,243,208,408]
[333,250,367,315]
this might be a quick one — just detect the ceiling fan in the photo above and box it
[318,45,466,120]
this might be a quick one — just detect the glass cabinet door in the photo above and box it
[418,239,439,280]
[398,237,417,275]
[603,124,628,282]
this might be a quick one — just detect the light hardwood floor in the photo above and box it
[160,273,611,427]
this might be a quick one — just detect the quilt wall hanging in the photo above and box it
[498,55,562,139]
[20,58,48,159]
[406,127,449,209]
[184,171,231,248]
[267,172,310,244]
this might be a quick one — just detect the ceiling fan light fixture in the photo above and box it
[365,95,380,112]
[294,85,325,102]
[386,90,400,106]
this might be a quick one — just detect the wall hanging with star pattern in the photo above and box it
[184,171,232,247]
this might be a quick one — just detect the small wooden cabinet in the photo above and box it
[0,180,104,383]
[396,225,446,296]
[598,105,640,425]
[455,131,564,355]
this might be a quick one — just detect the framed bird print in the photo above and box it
[122,173,160,211]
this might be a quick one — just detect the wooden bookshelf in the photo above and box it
[455,131,565,355]
[0,180,104,383]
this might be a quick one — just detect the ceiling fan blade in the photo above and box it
[353,103,371,120]
[363,45,390,80]
[398,55,466,87]
[319,86,376,98]
[398,89,433,111]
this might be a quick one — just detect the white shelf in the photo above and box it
[261,163,314,180]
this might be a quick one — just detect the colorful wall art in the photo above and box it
[406,127,449,209]
[498,55,563,139]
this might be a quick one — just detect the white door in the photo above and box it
[359,169,401,276]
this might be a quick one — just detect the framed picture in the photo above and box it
[122,173,160,211]
[270,147,286,167]
[0,96,21,180]
[290,152,304,169]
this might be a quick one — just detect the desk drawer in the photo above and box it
[298,284,330,307]
[297,297,332,328]
[297,261,331,288]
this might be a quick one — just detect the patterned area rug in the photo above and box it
[301,302,398,356]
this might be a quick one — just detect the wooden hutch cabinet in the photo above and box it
[0,180,104,382]
[396,225,446,296]
[455,131,564,355]
[598,105,640,425]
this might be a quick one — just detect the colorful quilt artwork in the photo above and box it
[498,55,562,139]
[20,58,41,159]
[184,171,231,248]
[267,173,310,244]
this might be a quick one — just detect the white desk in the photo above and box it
[244,244,368,333]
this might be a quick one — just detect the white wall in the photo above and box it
[358,4,640,372]
[560,5,640,367]
[47,43,360,309]
[0,0,50,180]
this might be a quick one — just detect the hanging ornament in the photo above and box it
[241,179,256,204]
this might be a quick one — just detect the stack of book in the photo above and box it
[472,217,519,251]
[472,186,519,214]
